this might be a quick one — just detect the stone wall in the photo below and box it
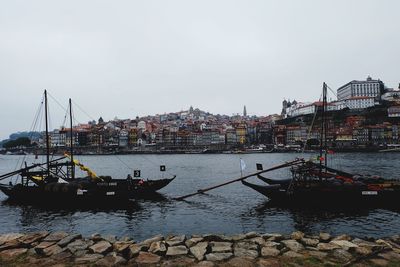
[1,231,400,266]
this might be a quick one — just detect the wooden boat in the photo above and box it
[243,161,400,207]
[0,91,175,205]
[0,171,176,204]
[242,83,400,207]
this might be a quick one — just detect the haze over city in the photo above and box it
[1,0,399,140]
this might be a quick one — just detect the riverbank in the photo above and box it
[2,146,396,156]
[1,231,400,266]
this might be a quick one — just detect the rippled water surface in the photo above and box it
[1,153,400,240]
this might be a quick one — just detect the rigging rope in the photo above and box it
[326,84,352,110]
[135,153,175,177]
[47,98,57,163]
[325,84,344,170]
[298,83,341,170]
[72,100,96,122]
[61,107,68,129]
[48,92,81,126]
[11,93,45,184]
[114,154,134,171]
[301,92,322,157]
[69,100,175,178]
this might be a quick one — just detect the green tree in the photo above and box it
[3,137,32,149]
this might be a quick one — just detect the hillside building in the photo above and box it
[337,76,384,101]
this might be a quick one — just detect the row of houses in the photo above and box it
[278,123,400,147]
[276,109,400,149]
[42,110,279,150]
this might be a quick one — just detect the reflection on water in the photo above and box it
[1,153,400,239]
[242,200,400,238]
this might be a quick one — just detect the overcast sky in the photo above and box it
[1,0,399,140]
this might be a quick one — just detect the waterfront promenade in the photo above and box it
[1,231,400,266]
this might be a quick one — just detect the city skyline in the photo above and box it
[1,75,395,141]
[1,0,400,140]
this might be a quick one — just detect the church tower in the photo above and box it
[281,99,288,117]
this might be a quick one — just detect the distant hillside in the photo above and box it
[0,131,41,148]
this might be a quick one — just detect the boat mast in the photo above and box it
[318,82,328,176]
[69,98,75,179]
[319,86,324,173]
[44,90,50,177]
[323,82,328,168]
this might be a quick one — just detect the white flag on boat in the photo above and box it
[240,159,246,171]
[58,177,68,184]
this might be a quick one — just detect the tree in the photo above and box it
[3,137,33,149]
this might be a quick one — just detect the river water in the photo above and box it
[1,152,400,240]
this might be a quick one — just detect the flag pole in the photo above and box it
[240,158,243,177]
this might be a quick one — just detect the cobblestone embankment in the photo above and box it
[1,231,400,266]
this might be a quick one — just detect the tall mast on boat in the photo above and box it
[323,82,328,168]
[319,83,328,172]
[69,98,75,179]
[44,90,50,177]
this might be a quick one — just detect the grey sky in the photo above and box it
[1,0,399,140]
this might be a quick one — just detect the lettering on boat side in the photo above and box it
[362,191,378,195]
[106,192,115,196]
[97,182,117,186]
[77,189,88,195]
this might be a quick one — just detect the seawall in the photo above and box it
[1,231,400,266]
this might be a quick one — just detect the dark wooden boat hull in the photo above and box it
[0,182,132,206]
[128,177,176,198]
[0,176,176,204]
[242,180,400,207]
[257,175,292,185]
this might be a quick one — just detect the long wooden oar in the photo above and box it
[174,158,304,200]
